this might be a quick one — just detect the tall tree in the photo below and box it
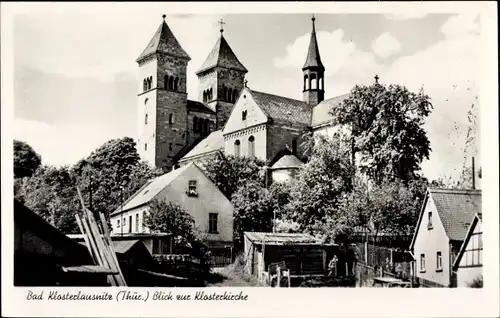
[231,180,274,249]
[71,137,162,220]
[14,140,42,178]
[330,83,432,184]
[201,151,266,199]
[19,165,80,233]
[286,134,355,234]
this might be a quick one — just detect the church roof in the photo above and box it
[179,130,224,162]
[311,93,350,127]
[250,90,311,126]
[196,34,248,75]
[303,17,324,71]
[270,154,304,170]
[187,100,216,114]
[136,18,191,63]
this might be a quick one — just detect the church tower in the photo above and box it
[196,20,248,129]
[302,15,325,106]
[136,15,191,171]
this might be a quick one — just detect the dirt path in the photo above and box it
[206,266,255,287]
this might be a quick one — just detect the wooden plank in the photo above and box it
[76,214,96,263]
[85,210,123,286]
[99,212,127,284]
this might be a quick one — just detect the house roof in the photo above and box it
[110,163,193,215]
[431,188,481,241]
[136,18,190,63]
[187,100,215,114]
[452,213,483,271]
[112,240,141,254]
[311,93,350,127]
[180,130,224,162]
[196,34,247,75]
[270,154,304,170]
[410,188,481,250]
[244,232,321,245]
[250,90,311,126]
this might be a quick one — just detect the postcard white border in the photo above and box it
[2,2,499,317]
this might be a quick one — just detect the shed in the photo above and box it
[243,232,331,282]
[14,200,111,286]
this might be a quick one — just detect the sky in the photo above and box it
[11,4,482,182]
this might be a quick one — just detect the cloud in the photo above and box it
[14,118,123,166]
[384,12,428,21]
[273,29,384,98]
[273,12,480,182]
[371,32,401,58]
[14,12,221,99]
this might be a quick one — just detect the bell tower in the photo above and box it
[196,19,248,129]
[136,14,191,171]
[302,15,325,107]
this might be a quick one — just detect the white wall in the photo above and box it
[413,196,451,287]
[456,220,483,287]
[457,267,482,287]
[111,164,234,244]
[271,169,293,183]
[224,125,267,160]
[223,88,267,135]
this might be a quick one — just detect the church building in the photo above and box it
[136,14,349,174]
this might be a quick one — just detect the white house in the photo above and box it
[409,188,481,287]
[269,153,304,183]
[452,213,483,287]
[109,162,234,248]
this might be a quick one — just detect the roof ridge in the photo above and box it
[251,89,307,104]
[429,188,482,194]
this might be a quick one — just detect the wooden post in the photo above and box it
[277,266,281,288]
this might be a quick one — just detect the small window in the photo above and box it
[187,180,198,197]
[428,212,433,229]
[292,139,297,153]
[209,213,218,234]
[242,110,247,121]
[248,135,255,158]
[135,213,139,232]
[169,113,174,124]
[234,140,241,157]
[145,143,147,151]
[117,219,120,228]
[436,252,442,271]
[145,113,148,125]
[123,217,126,226]
[420,254,426,272]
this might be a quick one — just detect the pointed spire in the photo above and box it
[136,15,191,63]
[196,23,247,75]
[302,14,324,71]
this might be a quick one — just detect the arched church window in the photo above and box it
[193,117,198,132]
[310,73,317,90]
[304,75,309,90]
[232,89,237,103]
[169,113,174,125]
[197,118,203,133]
[203,91,207,103]
[148,77,153,90]
[209,88,213,101]
[145,98,149,106]
[164,75,169,89]
[228,88,233,102]
[168,77,174,91]
[145,113,148,125]
[174,78,179,91]
[248,135,255,158]
[234,140,241,157]
[319,76,324,90]
[143,79,148,92]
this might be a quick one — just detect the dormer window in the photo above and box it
[242,110,247,121]
[187,180,198,197]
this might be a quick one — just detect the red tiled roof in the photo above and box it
[250,90,311,125]
[429,188,482,241]
[136,20,190,62]
[196,35,247,74]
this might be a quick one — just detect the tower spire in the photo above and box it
[302,15,325,106]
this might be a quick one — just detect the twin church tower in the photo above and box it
[136,14,325,171]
